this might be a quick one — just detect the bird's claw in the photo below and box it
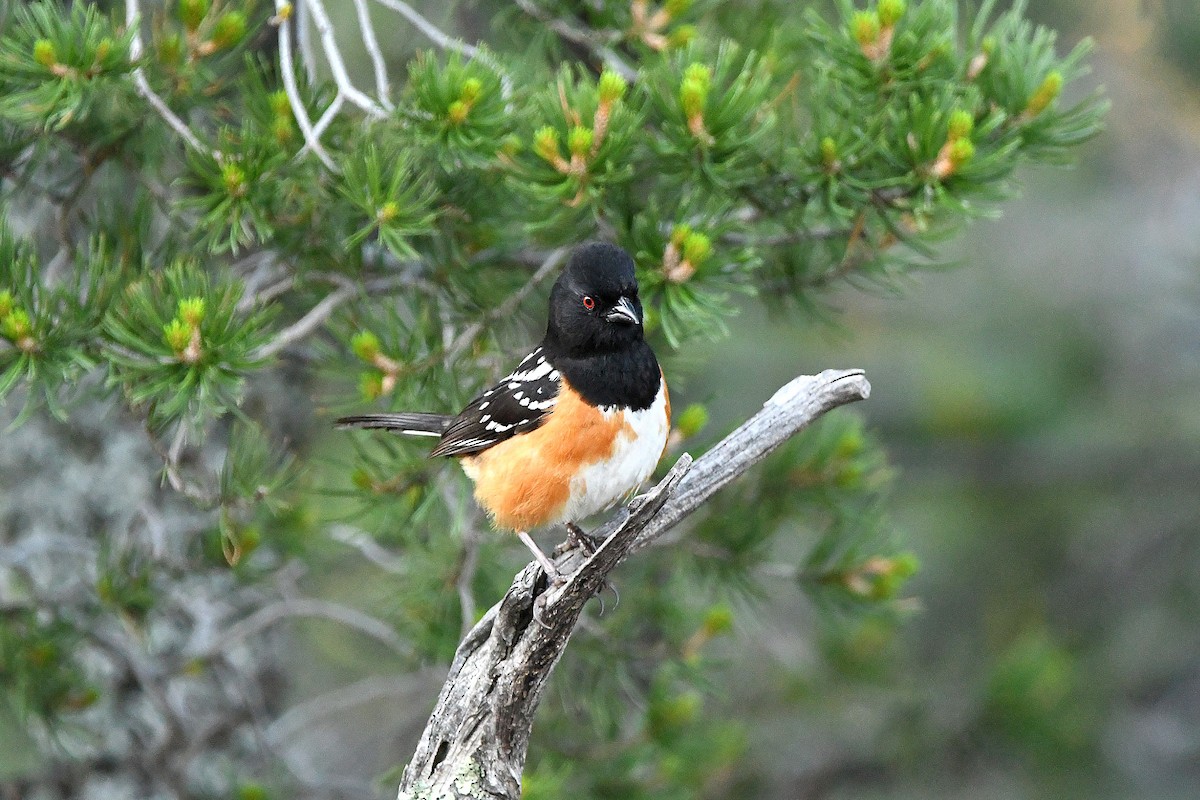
[565,521,601,556]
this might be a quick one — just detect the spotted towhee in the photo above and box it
[338,242,670,580]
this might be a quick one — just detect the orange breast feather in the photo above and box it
[459,384,632,532]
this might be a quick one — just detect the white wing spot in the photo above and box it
[479,401,489,410]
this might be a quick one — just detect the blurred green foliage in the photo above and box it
[0,0,1112,797]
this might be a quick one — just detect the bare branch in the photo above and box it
[252,282,358,359]
[304,0,389,118]
[372,0,514,100]
[329,524,408,574]
[124,0,210,155]
[397,368,871,799]
[267,672,442,744]
[296,0,318,77]
[372,0,482,58]
[273,2,338,170]
[350,0,393,109]
[190,597,411,661]
[443,246,569,364]
[511,0,637,81]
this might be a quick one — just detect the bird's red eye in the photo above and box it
[582,296,595,311]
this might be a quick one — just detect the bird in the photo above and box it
[337,241,670,581]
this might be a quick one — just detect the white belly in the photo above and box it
[557,381,669,524]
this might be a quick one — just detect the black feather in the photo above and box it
[335,412,452,435]
[430,347,561,457]
[338,241,661,457]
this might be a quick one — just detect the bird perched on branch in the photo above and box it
[338,242,670,580]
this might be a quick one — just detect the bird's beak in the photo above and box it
[604,295,641,326]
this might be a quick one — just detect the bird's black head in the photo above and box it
[545,242,645,356]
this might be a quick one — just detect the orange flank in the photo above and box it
[461,381,634,532]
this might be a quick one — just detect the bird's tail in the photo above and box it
[335,412,452,437]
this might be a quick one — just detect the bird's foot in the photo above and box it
[565,521,601,556]
[563,522,621,615]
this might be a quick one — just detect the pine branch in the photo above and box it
[397,368,870,799]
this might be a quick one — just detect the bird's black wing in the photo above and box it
[431,346,562,458]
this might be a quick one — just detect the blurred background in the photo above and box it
[686,1,1200,797]
[2,1,1198,798]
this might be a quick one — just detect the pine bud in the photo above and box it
[272,116,294,144]
[95,37,113,62]
[158,34,184,65]
[675,402,708,438]
[33,39,57,69]
[682,62,712,90]
[459,77,482,104]
[649,692,701,735]
[350,467,375,491]
[350,330,381,362]
[269,90,290,116]
[833,425,865,459]
[1,308,30,340]
[163,317,191,353]
[567,125,593,158]
[665,0,693,17]
[358,371,384,401]
[679,77,708,119]
[498,133,522,157]
[177,297,205,326]
[221,163,247,197]
[447,99,469,125]
[851,10,880,47]
[178,0,208,32]
[0,290,12,319]
[947,109,974,141]
[210,12,247,50]
[669,223,692,248]
[820,136,838,169]
[682,231,711,266]
[597,70,627,105]
[949,137,974,167]
[533,126,561,163]
[668,24,697,49]
[701,603,734,636]
[237,526,261,558]
[1024,70,1063,118]
[237,782,270,800]
[878,0,906,28]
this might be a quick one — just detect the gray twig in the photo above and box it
[190,597,411,661]
[351,0,393,108]
[511,0,636,81]
[304,0,389,118]
[443,247,569,364]
[371,0,514,100]
[125,0,209,155]
[274,0,338,170]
